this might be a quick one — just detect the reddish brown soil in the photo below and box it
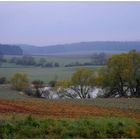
[0,99,140,120]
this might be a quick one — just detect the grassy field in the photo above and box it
[0,55,101,82]
[0,85,36,100]
[0,67,72,82]
[69,98,140,112]
[0,65,100,82]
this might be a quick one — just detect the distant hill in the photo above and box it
[0,44,23,55]
[20,41,140,55]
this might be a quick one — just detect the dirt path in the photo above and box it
[0,99,140,120]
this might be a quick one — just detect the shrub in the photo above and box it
[24,88,35,96]
[0,77,6,84]
[11,73,29,91]
[25,115,40,127]
[48,80,57,87]
[32,80,44,97]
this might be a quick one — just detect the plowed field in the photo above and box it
[0,99,140,120]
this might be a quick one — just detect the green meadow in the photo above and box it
[1,55,101,82]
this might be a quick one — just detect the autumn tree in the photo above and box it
[107,53,130,96]
[56,68,95,99]
[11,73,29,91]
[97,50,140,97]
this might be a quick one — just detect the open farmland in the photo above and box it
[0,85,36,100]
[1,2,140,138]
[0,54,140,138]
[0,67,73,82]
[0,55,139,139]
[0,65,100,82]
[2,89,139,139]
[0,55,102,82]
[0,99,140,120]
[0,86,140,119]
[0,85,140,139]
[0,85,140,120]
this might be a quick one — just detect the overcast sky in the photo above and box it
[0,2,140,46]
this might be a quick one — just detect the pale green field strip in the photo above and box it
[0,66,100,82]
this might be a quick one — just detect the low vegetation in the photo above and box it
[0,115,139,139]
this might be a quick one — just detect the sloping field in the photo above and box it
[0,99,140,120]
[0,86,140,120]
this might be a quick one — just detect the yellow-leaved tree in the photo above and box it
[56,68,95,99]
[96,50,140,97]
[11,72,29,91]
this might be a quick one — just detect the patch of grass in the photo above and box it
[0,115,139,138]
[1,55,101,82]
[0,86,36,100]
[71,98,140,112]
[0,66,99,82]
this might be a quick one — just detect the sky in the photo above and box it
[0,1,140,46]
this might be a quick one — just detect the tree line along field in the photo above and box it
[3,55,93,66]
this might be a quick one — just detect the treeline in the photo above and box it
[8,50,140,99]
[57,50,140,98]
[0,44,23,55]
[91,52,108,65]
[65,53,108,67]
[65,62,95,67]
[8,56,60,67]
[2,50,140,99]
[1,52,108,68]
